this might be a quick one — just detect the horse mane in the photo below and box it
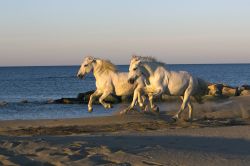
[132,55,166,66]
[98,59,117,72]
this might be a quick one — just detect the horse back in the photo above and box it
[167,71,193,95]
[111,72,136,96]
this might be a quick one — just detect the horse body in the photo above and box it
[165,71,196,95]
[128,56,208,120]
[77,56,145,112]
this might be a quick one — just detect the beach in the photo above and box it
[1,0,250,165]
[0,96,250,165]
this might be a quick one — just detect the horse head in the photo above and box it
[77,56,96,79]
[128,57,143,84]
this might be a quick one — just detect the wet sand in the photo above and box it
[0,96,250,165]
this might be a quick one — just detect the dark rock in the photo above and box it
[121,95,133,102]
[222,84,239,96]
[20,100,29,103]
[240,85,250,90]
[77,90,95,103]
[53,98,81,104]
[77,91,122,104]
[0,101,8,106]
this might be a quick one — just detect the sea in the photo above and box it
[0,64,249,120]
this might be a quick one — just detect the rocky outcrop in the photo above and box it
[51,91,125,104]
[50,84,250,104]
[208,84,241,97]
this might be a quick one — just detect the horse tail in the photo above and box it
[193,95,203,104]
[194,77,209,104]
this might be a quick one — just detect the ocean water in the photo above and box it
[0,64,249,120]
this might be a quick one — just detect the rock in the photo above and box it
[104,94,121,104]
[77,91,122,104]
[53,98,81,104]
[222,85,239,96]
[50,90,122,105]
[121,95,133,102]
[240,90,250,96]
[20,100,29,103]
[77,90,95,103]
[207,84,223,96]
[207,84,239,97]
[0,101,8,106]
[240,85,250,90]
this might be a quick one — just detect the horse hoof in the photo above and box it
[140,105,146,111]
[88,108,93,113]
[105,104,112,109]
[172,116,178,122]
[186,118,193,122]
[152,106,160,113]
[143,105,150,112]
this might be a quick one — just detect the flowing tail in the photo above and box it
[194,77,209,104]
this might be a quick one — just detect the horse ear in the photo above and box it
[132,54,139,60]
[87,56,96,63]
[132,54,137,58]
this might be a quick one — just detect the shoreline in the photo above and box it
[0,96,250,165]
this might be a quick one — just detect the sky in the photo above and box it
[0,0,250,66]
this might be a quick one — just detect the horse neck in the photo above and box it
[142,62,169,76]
[92,60,116,78]
[140,65,151,78]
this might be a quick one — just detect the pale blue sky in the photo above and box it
[0,0,250,66]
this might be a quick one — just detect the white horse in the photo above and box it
[77,56,146,112]
[128,56,208,121]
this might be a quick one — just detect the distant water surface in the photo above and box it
[0,64,249,120]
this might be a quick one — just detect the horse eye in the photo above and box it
[84,64,88,67]
[133,67,137,71]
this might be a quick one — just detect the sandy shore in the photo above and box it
[0,96,250,165]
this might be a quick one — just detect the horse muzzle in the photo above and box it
[77,73,85,79]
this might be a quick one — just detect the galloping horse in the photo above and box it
[127,56,208,121]
[77,56,146,112]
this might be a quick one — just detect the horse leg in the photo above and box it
[180,96,193,121]
[88,90,102,112]
[173,93,190,120]
[137,90,144,108]
[150,87,164,112]
[187,101,193,121]
[120,88,143,114]
[123,88,139,113]
[99,90,112,109]
[148,93,159,112]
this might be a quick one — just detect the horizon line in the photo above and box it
[1,62,250,68]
